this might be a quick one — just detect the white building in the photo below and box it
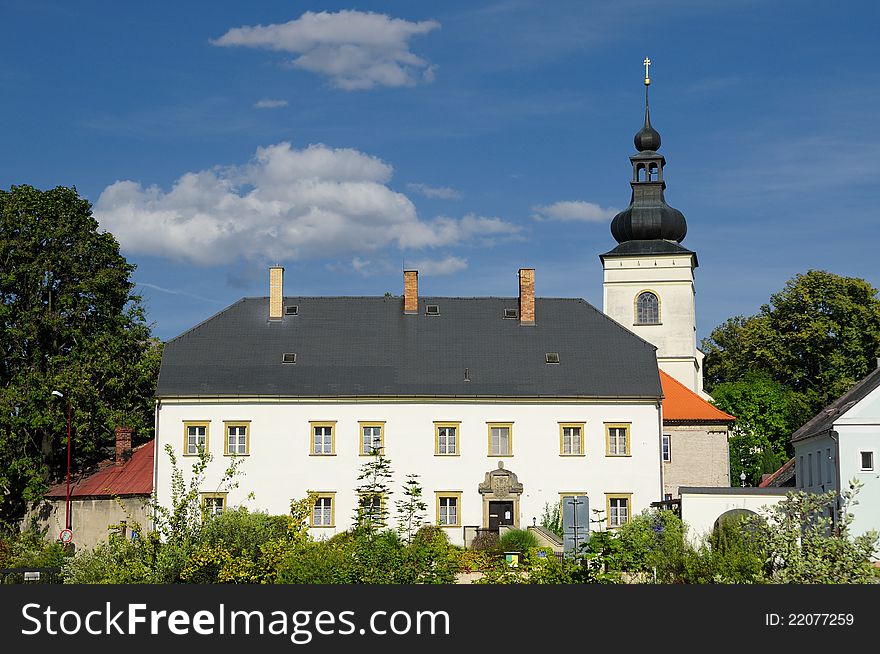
[791,365,880,541]
[152,81,736,546]
[153,267,665,546]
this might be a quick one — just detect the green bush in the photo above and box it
[612,509,689,582]
[471,530,500,553]
[499,528,539,553]
[0,527,71,570]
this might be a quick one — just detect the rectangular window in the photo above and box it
[605,424,631,456]
[359,422,385,455]
[816,450,822,485]
[184,422,209,456]
[808,453,813,486]
[435,422,460,456]
[358,493,384,527]
[662,434,671,462]
[559,423,585,456]
[436,492,462,527]
[860,451,874,472]
[310,494,335,527]
[826,448,832,484]
[310,422,336,455]
[606,494,631,528]
[201,493,227,516]
[224,421,250,456]
[488,423,513,456]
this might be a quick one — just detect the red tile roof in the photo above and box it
[660,371,735,423]
[45,440,154,498]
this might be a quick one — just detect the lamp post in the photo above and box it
[51,390,72,531]
[740,471,747,488]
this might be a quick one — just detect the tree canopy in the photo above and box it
[703,270,880,428]
[0,184,161,527]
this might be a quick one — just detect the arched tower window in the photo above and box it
[636,291,659,324]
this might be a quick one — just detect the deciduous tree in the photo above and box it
[0,184,161,527]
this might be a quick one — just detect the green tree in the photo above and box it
[703,270,880,426]
[711,373,796,484]
[395,473,427,544]
[354,447,393,528]
[0,185,162,527]
[754,482,878,583]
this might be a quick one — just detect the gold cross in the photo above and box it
[643,56,651,86]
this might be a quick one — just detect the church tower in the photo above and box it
[601,59,706,396]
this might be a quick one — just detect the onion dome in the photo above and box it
[609,80,687,244]
[634,106,661,152]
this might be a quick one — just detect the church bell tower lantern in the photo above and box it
[601,58,706,396]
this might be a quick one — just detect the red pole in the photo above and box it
[65,398,71,530]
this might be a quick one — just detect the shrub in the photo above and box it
[471,530,501,554]
[499,528,539,553]
[0,527,71,570]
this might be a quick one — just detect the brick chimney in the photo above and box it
[115,426,133,465]
[404,270,418,315]
[269,265,284,320]
[518,268,535,325]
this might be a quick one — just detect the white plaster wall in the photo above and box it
[603,253,699,394]
[155,400,663,546]
[837,426,880,539]
[679,491,788,545]
[793,433,837,495]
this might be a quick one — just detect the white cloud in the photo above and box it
[95,142,518,265]
[406,255,468,276]
[531,200,618,222]
[254,98,288,109]
[213,10,439,90]
[407,182,462,200]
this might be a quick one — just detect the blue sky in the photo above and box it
[2,0,878,341]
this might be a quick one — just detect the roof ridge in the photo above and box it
[791,365,880,442]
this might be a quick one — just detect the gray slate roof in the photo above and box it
[156,296,662,399]
[600,239,698,265]
[791,366,880,443]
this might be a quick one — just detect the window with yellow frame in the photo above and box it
[605,423,631,456]
[435,492,462,527]
[357,492,386,527]
[559,423,585,456]
[224,421,250,456]
[605,493,632,528]
[183,421,209,456]
[310,421,336,455]
[200,492,227,516]
[310,493,336,527]
[434,422,460,456]
[359,421,385,456]
[487,423,513,456]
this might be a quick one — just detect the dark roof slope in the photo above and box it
[600,239,698,265]
[46,441,154,498]
[758,458,796,488]
[157,296,662,399]
[791,366,880,443]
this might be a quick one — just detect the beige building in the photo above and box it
[659,371,734,499]
[29,428,154,551]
